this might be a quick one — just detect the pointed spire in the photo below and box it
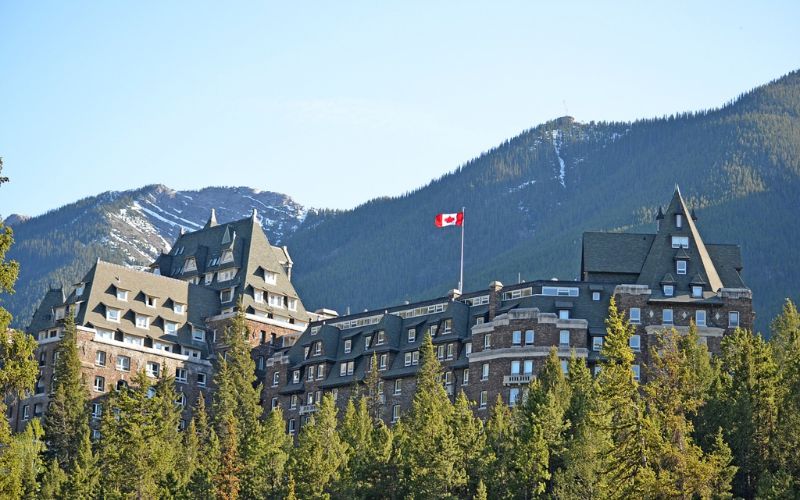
[655,206,665,220]
[205,208,218,229]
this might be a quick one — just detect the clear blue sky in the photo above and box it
[1,1,798,218]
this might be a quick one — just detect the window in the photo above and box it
[428,325,438,337]
[176,368,187,383]
[465,342,472,355]
[671,236,689,248]
[290,395,298,409]
[559,309,570,320]
[292,370,300,383]
[192,329,205,342]
[95,350,106,367]
[437,344,445,360]
[221,250,233,264]
[511,360,521,375]
[307,368,314,381]
[254,290,264,303]
[484,334,491,349]
[696,310,707,327]
[91,403,102,419]
[146,362,160,378]
[676,214,682,228]
[394,379,402,395]
[446,343,454,359]
[204,273,214,285]
[197,373,207,387]
[524,360,534,374]
[347,361,355,375]
[629,308,641,324]
[412,351,419,366]
[677,260,687,275]
[257,356,265,370]
[479,391,488,408]
[313,341,322,356]
[22,405,30,421]
[317,364,325,379]
[38,352,46,367]
[271,398,279,410]
[512,330,522,345]
[75,283,85,296]
[106,307,120,323]
[509,388,520,407]
[463,368,470,385]
[443,371,452,387]
[220,288,234,303]
[592,337,603,351]
[288,298,297,311]
[218,269,235,282]
[116,355,130,372]
[391,404,401,422]
[692,286,703,298]
[54,306,66,320]
[379,353,388,370]
[307,392,314,405]
[271,372,280,387]
[729,311,740,328]
[288,419,296,435]
[183,258,197,273]
[268,293,283,308]
[561,360,569,373]
[93,376,105,392]
[442,319,453,333]
[632,364,641,381]
[525,330,535,344]
[663,285,674,297]
[176,393,187,407]
[376,330,386,345]
[265,270,277,284]
[145,295,157,308]
[404,352,412,367]
[116,289,128,301]
[476,317,484,325]
[663,309,674,325]
[365,335,372,349]
[630,335,641,351]
[481,363,489,381]
[344,339,352,354]
[542,286,579,297]
[135,314,150,329]
[559,330,570,346]
[154,342,171,353]
[163,321,177,335]
[408,328,416,343]
[592,291,601,301]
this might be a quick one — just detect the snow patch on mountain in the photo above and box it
[552,129,566,187]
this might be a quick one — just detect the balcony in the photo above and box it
[299,404,318,415]
[503,374,533,386]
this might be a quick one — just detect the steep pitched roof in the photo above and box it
[581,232,654,274]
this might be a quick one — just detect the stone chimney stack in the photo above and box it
[488,281,504,320]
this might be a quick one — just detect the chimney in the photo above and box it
[448,288,461,301]
[488,281,504,321]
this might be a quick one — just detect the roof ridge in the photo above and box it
[95,260,196,286]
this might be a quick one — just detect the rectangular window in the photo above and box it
[630,335,641,351]
[443,371,452,386]
[411,351,419,366]
[314,341,322,356]
[392,404,401,423]
[479,391,488,408]
[204,273,214,285]
[265,270,278,285]
[663,285,674,297]
[629,308,641,324]
[273,372,280,386]
[676,214,683,228]
[671,236,689,248]
[307,368,314,381]
[729,311,740,328]
[404,352,412,367]
[317,364,325,379]
[197,373,207,387]
[288,419,296,435]
[186,348,200,360]
[154,342,171,352]
[465,342,472,355]
[561,359,569,373]
[176,368,187,383]
[525,330,535,344]
[429,325,438,337]
[408,328,416,343]
[365,335,372,350]
[559,309,570,320]
[254,290,264,303]
[559,330,570,346]
[164,321,177,335]
[442,319,453,334]
[692,286,703,298]
[524,360,534,374]
[146,362,160,378]
[463,368,470,385]
[663,309,674,325]
[95,350,106,367]
[592,291,600,301]
[268,293,283,308]
[292,370,300,383]
[347,361,355,375]
[632,364,641,381]
[344,339,352,354]
[509,388,520,407]
[394,379,402,395]
[271,398,279,410]
[22,405,30,420]
[93,376,105,392]
[218,269,235,282]
[116,355,130,372]
[145,295,157,308]
[484,334,491,349]
[446,343,454,359]
[677,260,687,275]
[288,298,298,311]
[123,335,144,346]
[696,310,707,327]
[376,330,386,345]
[116,289,128,301]
[437,344,445,360]
[379,353,388,370]
[135,314,150,329]
[511,360,521,375]
[106,308,120,323]
[512,330,522,345]
[290,395,298,409]
[91,403,102,419]
[220,289,233,303]
[592,337,603,351]
[481,363,489,381]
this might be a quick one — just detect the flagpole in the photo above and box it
[459,206,465,293]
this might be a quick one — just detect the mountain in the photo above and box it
[3,185,313,326]
[4,71,800,332]
[3,214,30,226]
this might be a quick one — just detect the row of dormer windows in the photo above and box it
[628,307,740,328]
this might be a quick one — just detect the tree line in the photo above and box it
[0,297,798,499]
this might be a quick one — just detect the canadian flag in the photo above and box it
[434,212,464,227]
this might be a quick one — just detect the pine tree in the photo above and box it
[595,297,654,498]
[187,393,220,499]
[39,459,67,499]
[43,310,89,469]
[396,333,464,498]
[450,390,490,498]
[474,479,488,500]
[363,352,383,421]
[216,413,241,500]
[64,423,99,498]
[241,406,292,498]
[289,393,347,499]
[484,395,513,498]
[337,397,390,498]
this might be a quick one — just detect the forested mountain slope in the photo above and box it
[4,71,799,332]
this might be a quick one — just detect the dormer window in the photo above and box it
[75,283,85,296]
[376,330,386,345]
[106,307,121,323]
[692,286,703,298]
[135,314,150,329]
[268,293,283,308]
[220,250,233,264]
[173,303,186,315]
[204,273,214,285]
[192,329,206,342]
[254,290,264,303]
[116,289,128,301]
[54,307,66,321]
[218,269,235,282]
[558,310,570,320]
[183,258,197,273]
[676,260,687,275]
[676,214,683,228]
[663,285,674,296]
[220,288,234,303]
[313,341,322,356]
[671,236,689,249]
[145,295,157,308]
[164,321,177,335]
[442,319,453,333]
[287,298,298,311]
[264,270,277,285]
[293,370,300,383]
